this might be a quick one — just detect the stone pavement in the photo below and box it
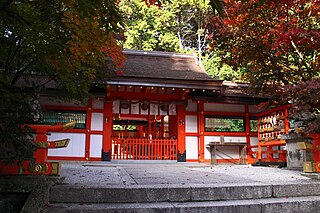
[43,162,320,213]
[2,162,320,213]
[60,161,314,187]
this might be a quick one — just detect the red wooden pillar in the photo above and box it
[137,126,143,138]
[33,129,48,162]
[311,133,320,172]
[102,101,113,161]
[245,105,251,163]
[169,115,177,139]
[153,117,157,138]
[284,108,290,134]
[245,105,251,144]
[177,104,186,162]
[147,117,152,138]
[282,107,290,161]
[85,99,92,161]
[160,116,165,138]
[198,101,205,162]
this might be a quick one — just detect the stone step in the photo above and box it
[44,195,320,213]
[49,182,320,204]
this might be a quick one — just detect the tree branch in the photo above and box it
[5,9,31,25]
[290,40,304,61]
[290,39,312,74]
[35,74,58,89]
[11,59,35,85]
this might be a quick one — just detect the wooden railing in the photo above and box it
[112,138,177,160]
[247,143,286,164]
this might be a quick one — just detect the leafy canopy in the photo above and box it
[120,0,239,80]
[206,0,320,132]
[0,0,124,164]
[120,0,180,51]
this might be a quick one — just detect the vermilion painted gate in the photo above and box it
[112,138,177,160]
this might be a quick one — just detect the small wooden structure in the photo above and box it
[207,141,247,164]
[247,105,290,166]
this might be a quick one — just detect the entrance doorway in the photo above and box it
[111,115,177,160]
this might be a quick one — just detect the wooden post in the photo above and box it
[198,101,205,162]
[153,116,157,138]
[177,104,186,162]
[169,115,177,139]
[102,101,113,161]
[160,116,165,138]
[85,99,92,161]
[245,105,251,164]
[148,116,152,137]
[284,107,290,134]
[33,129,48,162]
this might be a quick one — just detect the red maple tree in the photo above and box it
[207,0,320,132]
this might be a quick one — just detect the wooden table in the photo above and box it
[207,142,247,164]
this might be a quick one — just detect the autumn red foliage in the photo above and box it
[206,0,320,132]
[142,0,161,7]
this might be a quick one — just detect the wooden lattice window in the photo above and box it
[42,110,87,129]
[250,117,258,132]
[205,116,245,132]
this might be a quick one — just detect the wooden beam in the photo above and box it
[107,90,185,101]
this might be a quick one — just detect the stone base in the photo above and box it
[301,172,320,179]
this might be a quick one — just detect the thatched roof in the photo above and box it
[99,50,266,104]
[103,50,223,90]
[120,50,214,80]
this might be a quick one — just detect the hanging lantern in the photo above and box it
[120,100,130,109]
[141,101,149,111]
[160,104,168,112]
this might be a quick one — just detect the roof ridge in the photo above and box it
[123,49,197,59]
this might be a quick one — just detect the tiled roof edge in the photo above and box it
[223,81,249,88]
[123,49,197,59]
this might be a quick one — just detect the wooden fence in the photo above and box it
[247,143,287,164]
[112,138,177,160]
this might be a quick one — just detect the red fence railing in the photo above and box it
[247,142,286,164]
[112,138,177,160]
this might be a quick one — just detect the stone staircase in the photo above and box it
[44,182,320,213]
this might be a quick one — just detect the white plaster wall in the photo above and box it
[92,98,104,109]
[113,100,120,113]
[204,136,247,160]
[131,102,139,114]
[150,103,158,115]
[204,136,220,159]
[90,134,102,158]
[186,136,198,160]
[204,103,245,113]
[250,137,258,146]
[215,146,240,159]
[223,136,247,143]
[186,100,197,112]
[91,113,103,131]
[48,133,86,157]
[185,115,198,133]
